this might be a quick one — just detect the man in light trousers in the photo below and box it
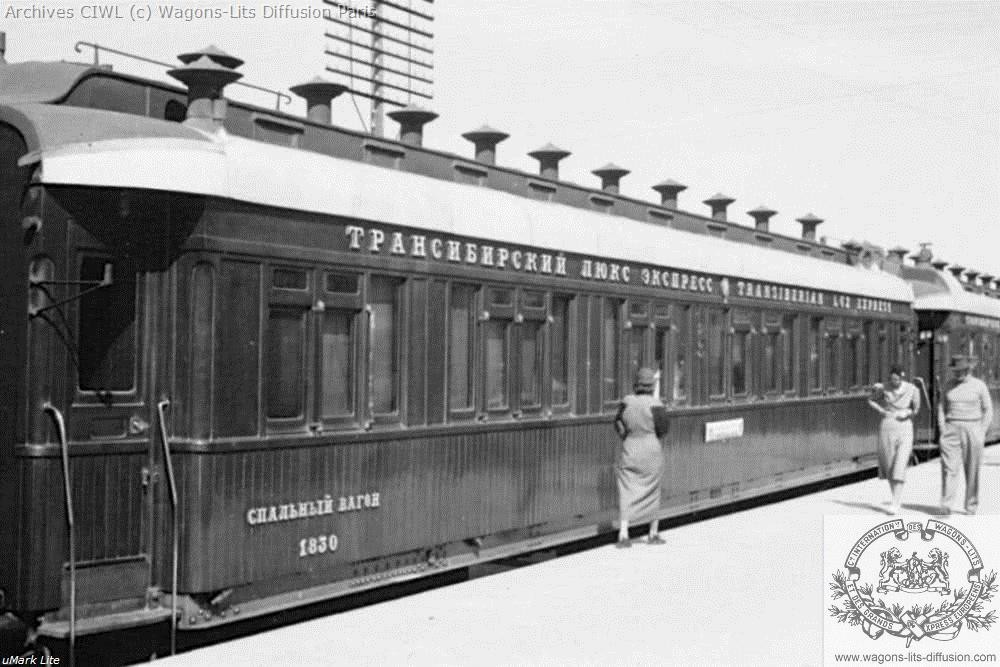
[937,355,993,515]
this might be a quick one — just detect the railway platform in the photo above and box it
[155,446,1000,667]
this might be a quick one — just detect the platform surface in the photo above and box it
[156,446,1000,666]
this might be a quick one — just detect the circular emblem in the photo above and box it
[829,519,997,646]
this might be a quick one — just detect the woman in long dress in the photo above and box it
[615,367,667,547]
[867,363,920,514]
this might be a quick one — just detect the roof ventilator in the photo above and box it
[796,213,824,241]
[528,144,571,180]
[592,164,630,194]
[651,180,687,209]
[167,45,244,132]
[747,205,777,232]
[704,193,735,222]
[462,125,509,165]
[290,77,348,125]
[387,104,438,147]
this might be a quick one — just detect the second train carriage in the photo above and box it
[891,249,1000,443]
[0,39,973,655]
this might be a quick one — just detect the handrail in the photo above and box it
[43,404,74,667]
[74,41,292,110]
[157,399,179,656]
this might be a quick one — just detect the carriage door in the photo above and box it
[914,327,934,441]
[70,246,157,608]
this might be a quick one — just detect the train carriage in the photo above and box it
[895,251,1000,443]
[0,41,923,657]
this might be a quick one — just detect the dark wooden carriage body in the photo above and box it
[0,56,962,643]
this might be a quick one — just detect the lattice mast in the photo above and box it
[324,0,434,136]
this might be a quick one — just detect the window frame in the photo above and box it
[824,318,843,394]
[314,269,364,431]
[601,297,625,409]
[74,251,142,399]
[264,264,312,432]
[781,313,798,397]
[729,313,753,401]
[548,293,575,415]
[515,289,548,418]
[706,307,728,402]
[446,282,479,422]
[760,314,782,398]
[366,273,406,426]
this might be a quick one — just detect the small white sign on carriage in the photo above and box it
[704,418,744,442]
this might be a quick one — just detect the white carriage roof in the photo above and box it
[913,271,1000,320]
[30,129,914,303]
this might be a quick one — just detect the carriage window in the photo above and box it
[878,324,889,381]
[551,296,571,406]
[266,307,305,418]
[845,331,859,388]
[603,299,622,401]
[782,315,796,393]
[674,306,689,402]
[708,309,725,397]
[629,301,649,318]
[809,317,822,391]
[78,257,137,391]
[654,328,669,399]
[731,329,750,396]
[320,310,354,418]
[273,268,307,290]
[628,326,646,378]
[898,325,912,368]
[370,277,402,414]
[326,272,359,294]
[490,288,513,306]
[522,290,545,309]
[863,322,876,384]
[763,330,779,394]
[826,330,841,391]
[448,284,477,411]
[520,321,544,407]
[485,320,509,409]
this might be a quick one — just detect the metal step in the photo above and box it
[37,606,173,638]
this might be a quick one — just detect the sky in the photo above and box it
[3,0,999,275]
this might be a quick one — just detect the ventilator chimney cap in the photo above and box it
[796,213,824,241]
[387,104,438,147]
[651,179,687,207]
[290,77,348,125]
[461,124,509,165]
[703,193,735,221]
[592,163,630,194]
[177,44,244,70]
[747,205,777,231]
[528,143,571,180]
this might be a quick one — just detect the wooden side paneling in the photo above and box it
[214,260,260,437]
[14,453,147,610]
[425,280,447,425]
[406,279,427,425]
[174,397,876,592]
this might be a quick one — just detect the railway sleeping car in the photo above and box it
[1,41,920,658]
[890,246,1000,443]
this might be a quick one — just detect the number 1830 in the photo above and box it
[299,533,339,557]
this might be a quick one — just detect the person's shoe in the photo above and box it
[647,535,666,545]
[888,503,901,515]
[939,505,952,516]
[615,538,632,549]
